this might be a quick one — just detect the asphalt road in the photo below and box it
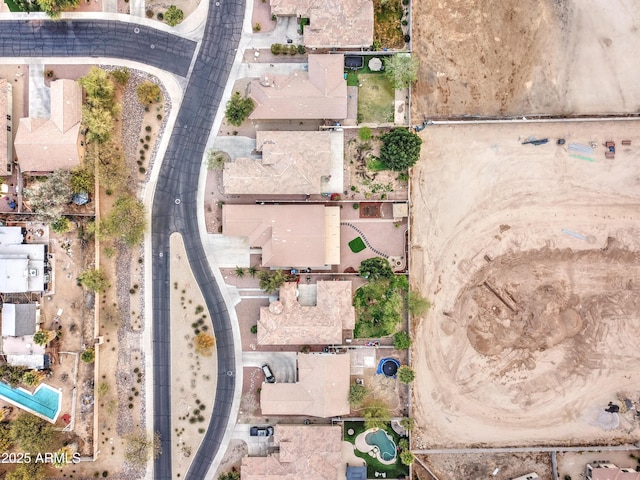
[0,20,195,76]
[151,1,244,479]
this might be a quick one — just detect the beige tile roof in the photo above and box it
[14,79,82,173]
[0,79,11,175]
[260,353,351,417]
[590,466,640,480]
[270,0,373,48]
[222,204,341,267]
[249,54,347,120]
[259,281,355,345]
[223,130,343,195]
[242,425,343,480]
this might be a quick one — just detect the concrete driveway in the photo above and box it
[242,351,297,383]
[232,423,274,456]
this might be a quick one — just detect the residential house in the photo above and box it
[222,130,344,195]
[260,352,350,417]
[0,79,13,175]
[249,54,347,121]
[14,79,82,173]
[587,462,640,480]
[222,204,340,268]
[0,303,48,369]
[258,281,355,345]
[0,226,47,293]
[270,0,373,49]
[241,424,344,480]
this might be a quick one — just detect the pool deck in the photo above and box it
[354,428,397,465]
[0,381,61,423]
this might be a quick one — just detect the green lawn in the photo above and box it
[357,74,395,124]
[349,237,366,253]
[344,421,409,479]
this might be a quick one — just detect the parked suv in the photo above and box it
[262,364,276,383]
[250,426,274,437]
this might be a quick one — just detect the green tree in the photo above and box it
[21,370,44,387]
[397,365,415,384]
[80,348,95,363]
[164,5,184,26]
[100,195,147,247]
[35,0,78,17]
[383,53,420,89]
[207,149,227,171]
[110,68,131,86]
[136,80,162,105]
[348,383,367,408]
[235,266,245,278]
[358,256,394,281]
[82,105,114,143]
[258,270,289,294]
[248,265,258,278]
[393,331,411,350]
[79,67,116,112]
[10,413,54,452]
[25,169,73,221]
[32,330,54,347]
[378,128,422,171]
[51,216,70,234]
[125,430,162,467]
[71,165,95,194]
[358,126,372,141]
[6,462,46,480]
[399,449,414,466]
[218,472,240,480]
[408,290,431,317]
[353,275,408,338]
[362,400,391,430]
[400,417,414,432]
[0,422,12,452]
[78,269,109,292]
[0,364,27,387]
[225,91,255,126]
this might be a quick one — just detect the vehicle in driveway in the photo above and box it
[250,426,274,437]
[262,364,276,383]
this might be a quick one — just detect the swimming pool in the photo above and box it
[365,429,397,461]
[0,381,61,422]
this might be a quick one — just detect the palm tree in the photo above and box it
[248,265,258,278]
[235,266,246,278]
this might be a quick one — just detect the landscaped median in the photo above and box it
[169,233,218,477]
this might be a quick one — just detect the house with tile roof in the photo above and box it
[222,204,341,268]
[270,0,373,49]
[258,281,355,345]
[223,130,344,195]
[241,425,345,480]
[260,352,350,417]
[249,54,347,121]
[14,79,82,173]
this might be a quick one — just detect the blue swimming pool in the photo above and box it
[365,429,397,461]
[0,381,61,421]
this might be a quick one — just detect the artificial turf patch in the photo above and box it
[349,237,366,253]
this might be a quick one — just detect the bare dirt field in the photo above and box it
[419,452,553,480]
[411,0,640,117]
[410,120,640,448]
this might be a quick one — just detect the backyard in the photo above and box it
[373,0,406,49]
[344,420,409,479]
[358,74,395,124]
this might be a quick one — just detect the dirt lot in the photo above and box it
[419,452,553,480]
[411,0,640,117]
[410,120,640,448]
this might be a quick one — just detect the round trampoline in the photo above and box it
[377,358,400,378]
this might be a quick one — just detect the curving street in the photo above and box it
[151,0,244,478]
[1,3,244,479]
